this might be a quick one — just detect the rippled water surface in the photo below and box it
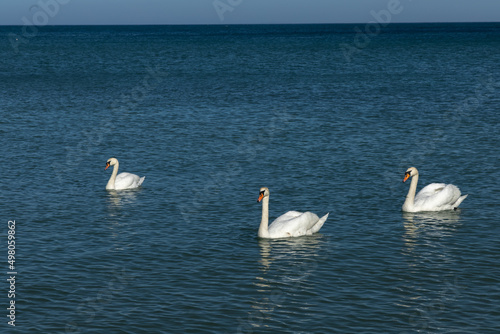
[1,23,500,333]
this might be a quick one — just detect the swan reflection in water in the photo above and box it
[402,211,463,244]
[242,236,325,331]
[104,189,143,252]
[402,210,463,255]
[106,188,142,211]
[399,212,464,329]
[257,236,324,270]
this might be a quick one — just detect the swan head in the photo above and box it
[403,167,419,182]
[105,157,118,170]
[257,187,270,203]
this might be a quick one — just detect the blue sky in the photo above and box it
[1,0,500,25]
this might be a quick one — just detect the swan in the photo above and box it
[257,187,329,238]
[105,157,145,190]
[402,167,467,212]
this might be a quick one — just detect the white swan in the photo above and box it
[402,167,467,212]
[105,157,145,190]
[257,187,329,238]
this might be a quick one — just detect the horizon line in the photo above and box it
[1,20,500,27]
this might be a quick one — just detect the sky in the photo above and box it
[1,0,500,25]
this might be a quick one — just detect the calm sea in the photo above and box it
[1,23,500,333]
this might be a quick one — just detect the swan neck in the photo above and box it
[106,162,119,190]
[404,174,419,210]
[258,197,270,238]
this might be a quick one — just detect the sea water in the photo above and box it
[1,23,499,333]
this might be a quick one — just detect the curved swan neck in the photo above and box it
[106,161,119,190]
[403,174,419,210]
[258,197,270,238]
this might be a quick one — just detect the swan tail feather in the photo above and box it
[453,194,468,209]
[138,176,145,186]
[309,213,329,234]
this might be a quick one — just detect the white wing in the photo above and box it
[114,172,145,190]
[414,183,462,211]
[416,183,446,198]
[268,211,328,238]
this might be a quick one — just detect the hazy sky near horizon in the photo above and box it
[1,0,500,25]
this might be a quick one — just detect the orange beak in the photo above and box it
[257,192,264,203]
[403,172,410,183]
[105,162,110,171]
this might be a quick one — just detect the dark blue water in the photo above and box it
[1,23,500,333]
